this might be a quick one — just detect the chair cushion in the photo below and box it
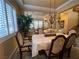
[24,40,32,46]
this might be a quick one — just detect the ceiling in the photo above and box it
[23,0,69,8]
[17,0,78,13]
[16,0,79,19]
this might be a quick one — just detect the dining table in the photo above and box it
[32,33,69,57]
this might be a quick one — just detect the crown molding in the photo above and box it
[56,0,79,13]
[56,0,74,11]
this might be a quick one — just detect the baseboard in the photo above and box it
[8,46,18,59]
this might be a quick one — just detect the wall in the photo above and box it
[0,0,24,59]
[6,0,24,15]
[60,12,68,34]
[60,9,78,34]
[68,9,78,30]
[0,37,17,59]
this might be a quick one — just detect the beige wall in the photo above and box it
[0,37,17,59]
[60,12,68,34]
[60,9,78,34]
[6,0,24,15]
[68,10,78,30]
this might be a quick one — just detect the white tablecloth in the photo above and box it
[32,33,68,57]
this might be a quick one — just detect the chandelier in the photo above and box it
[49,0,56,24]
[44,0,56,28]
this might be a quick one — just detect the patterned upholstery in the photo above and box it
[66,33,77,49]
[39,35,66,59]
[17,32,24,46]
[16,32,32,59]
[16,32,32,46]
[52,36,65,54]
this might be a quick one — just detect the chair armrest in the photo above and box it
[22,45,32,48]
[24,37,32,42]
[24,37,29,40]
[24,45,32,47]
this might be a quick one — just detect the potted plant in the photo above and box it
[17,15,33,36]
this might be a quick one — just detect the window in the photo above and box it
[0,0,8,38]
[38,20,43,28]
[32,20,43,29]
[44,21,49,28]
[0,0,17,38]
[33,20,39,29]
[6,3,15,34]
[30,19,49,30]
[13,9,17,32]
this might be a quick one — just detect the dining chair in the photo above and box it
[68,29,77,35]
[65,33,77,57]
[15,32,32,59]
[39,28,43,34]
[24,32,32,42]
[43,35,66,59]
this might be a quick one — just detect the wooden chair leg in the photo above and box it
[20,49,22,59]
[67,47,71,57]
[48,56,51,59]
[59,52,63,59]
[48,53,51,59]
[20,53,22,59]
[28,47,31,52]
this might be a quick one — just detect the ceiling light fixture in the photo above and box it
[49,0,56,28]
[43,0,56,28]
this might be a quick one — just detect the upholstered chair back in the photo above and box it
[66,33,77,49]
[16,32,24,46]
[50,35,66,54]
